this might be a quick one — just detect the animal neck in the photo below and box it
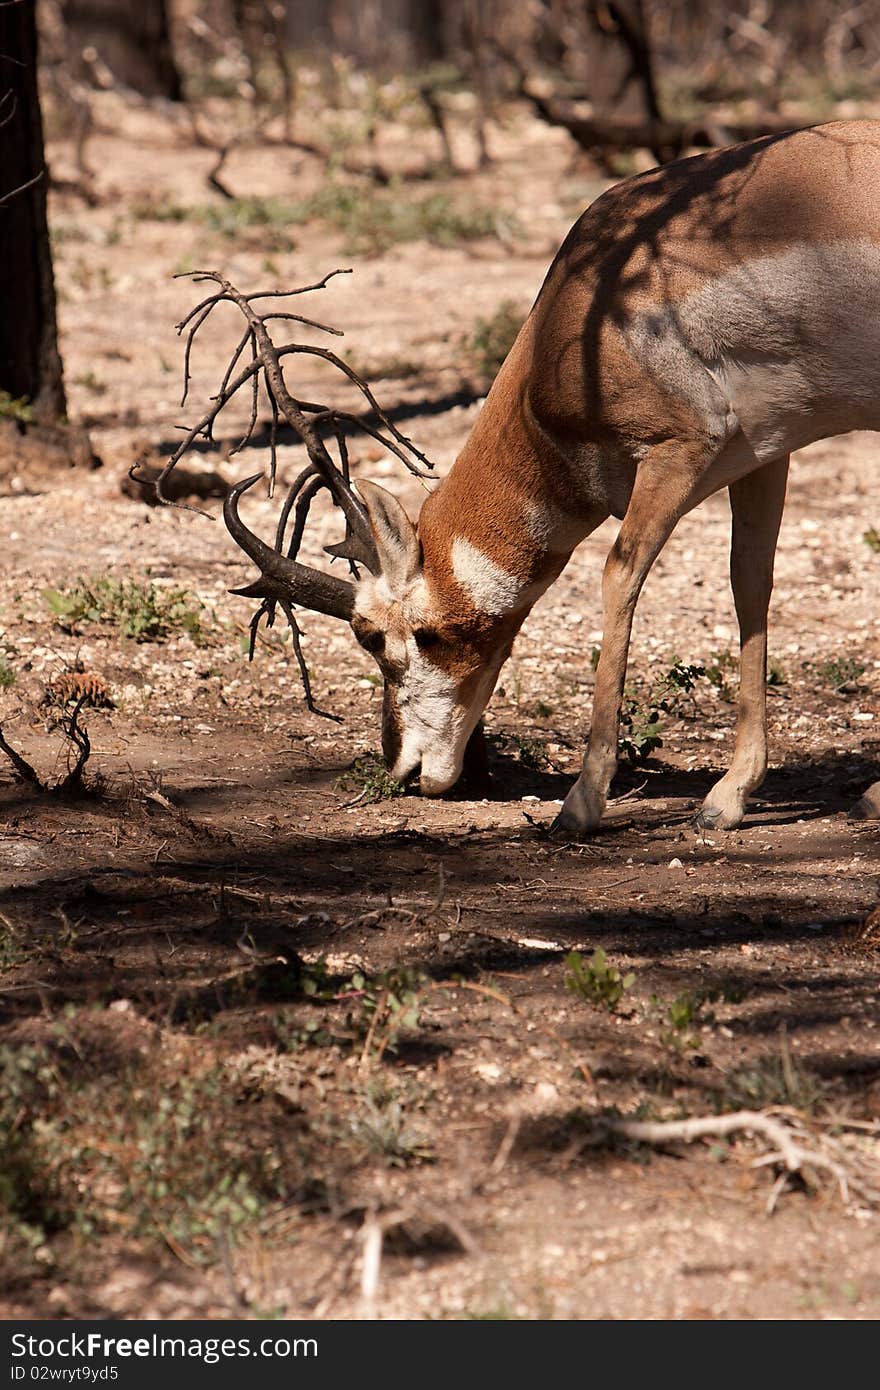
[418,325,600,622]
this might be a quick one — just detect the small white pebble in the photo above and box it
[668,857,683,869]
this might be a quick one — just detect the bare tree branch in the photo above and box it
[577,1109,880,1210]
[159,268,436,715]
[0,696,93,794]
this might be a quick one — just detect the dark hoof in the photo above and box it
[548,811,596,841]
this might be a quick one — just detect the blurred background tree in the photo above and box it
[0,0,65,426]
[10,0,880,435]
[61,0,182,99]
[36,1,880,172]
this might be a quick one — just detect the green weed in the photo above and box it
[863,527,880,553]
[619,659,706,764]
[565,948,635,1011]
[311,183,508,254]
[0,1046,68,1246]
[0,918,25,971]
[467,300,524,377]
[351,351,423,381]
[135,185,510,256]
[511,734,549,769]
[350,1080,433,1166]
[0,391,34,424]
[656,988,715,1050]
[72,371,108,395]
[43,577,203,643]
[0,1037,298,1264]
[335,753,403,802]
[819,655,865,691]
[723,1046,828,1114]
[349,965,425,1062]
[704,648,736,702]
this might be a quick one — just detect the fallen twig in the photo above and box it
[0,696,92,794]
[575,1108,880,1209]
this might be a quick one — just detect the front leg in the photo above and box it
[696,456,789,831]
[554,442,715,835]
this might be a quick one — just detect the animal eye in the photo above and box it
[413,628,441,651]
[358,628,385,655]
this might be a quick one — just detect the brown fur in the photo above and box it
[352,120,880,822]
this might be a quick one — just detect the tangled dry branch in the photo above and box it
[0,695,92,795]
[583,1109,880,1213]
[143,269,435,715]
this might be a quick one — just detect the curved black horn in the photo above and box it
[224,473,355,621]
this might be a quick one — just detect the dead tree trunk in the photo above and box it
[62,0,182,100]
[584,1,660,122]
[0,0,66,424]
[583,0,670,163]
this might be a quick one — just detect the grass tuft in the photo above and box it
[43,577,203,644]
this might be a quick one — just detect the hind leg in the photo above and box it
[696,456,789,830]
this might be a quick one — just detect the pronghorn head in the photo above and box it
[224,474,525,795]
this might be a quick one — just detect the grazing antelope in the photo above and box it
[224,120,880,834]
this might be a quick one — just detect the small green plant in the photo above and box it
[660,659,706,700]
[0,391,34,424]
[619,659,706,764]
[0,1045,68,1241]
[863,527,880,553]
[468,300,524,376]
[132,195,297,252]
[666,991,702,1032]
[819,655,864,690]
[565,948,635,1011]
[511,734,549,769]
[72,371,108,395]
[723,1044,828,1114]
[135,185,510,256]
[314,184,507,254]
[767,658,787,687]
[0,918,25,971]
[532,699,553,718]
[705,648,736,702]
[352,351,423,381]
[335,753,403,803]
[350,1080,433,1166]
[0,655,15,688]
[272,1012,338,1052]
[0,1037,299,1263]
[618,700,665,764]
[349,965,425,1061]
[658,988,715,1049]
[43,577,203,643]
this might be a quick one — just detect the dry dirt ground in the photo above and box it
[1,92,879,1321]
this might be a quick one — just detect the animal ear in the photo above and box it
[356,480,421,588]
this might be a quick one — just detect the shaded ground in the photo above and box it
[0,91,879,1320]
